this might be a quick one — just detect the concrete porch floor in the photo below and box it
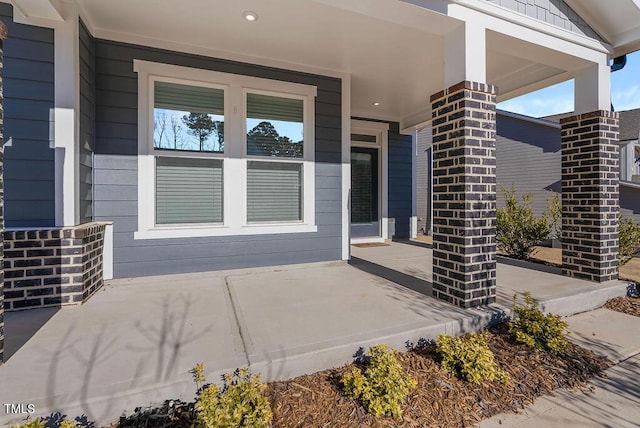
[0,242,630,425]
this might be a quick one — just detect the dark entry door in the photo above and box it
[350,147,379,238]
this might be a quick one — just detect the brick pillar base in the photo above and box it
[430,81,498,308]
[561,111,619,282]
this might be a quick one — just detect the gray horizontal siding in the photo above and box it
[416,126,431,235]
[620,184,640,223]
[93,39,342,278]
[79,18,95,224]
[495,114,560,218]
[388,125,413,238]
[0,3,55,227]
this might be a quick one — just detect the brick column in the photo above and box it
[561,111,619,282]
[0,21,7,365]
[430,81,497,308]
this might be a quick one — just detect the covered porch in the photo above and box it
[0,241,628,425]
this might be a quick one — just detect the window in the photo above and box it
[155,157,223,224]
[246,93,303,158]
[247,161,302,222]
[154,81,224,153]
[134,60,317,239]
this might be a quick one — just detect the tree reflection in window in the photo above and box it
[247,121,302,157]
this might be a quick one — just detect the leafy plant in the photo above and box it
[547,192,562,243]
[195,367,272,428]
[436,333,509,384]
[342,344,417,418]
[11,419,46,428]
[497,185,551,259]
[510,292,569,355]
[619,215,640,266]
[12,417,80,428]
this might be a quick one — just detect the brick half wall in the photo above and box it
[3,222,109,311]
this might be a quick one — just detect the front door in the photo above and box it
[350,146,379,238]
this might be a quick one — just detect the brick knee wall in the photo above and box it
[561,111,619,282]
[3,222,108,311]
[430,81,498,308]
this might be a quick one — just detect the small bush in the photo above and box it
[436,333,509,384]
[620,215,640,266]
[195,367,272,428]
[497,186,550,259]
[11,419,78,428]
[510,292,569,355]
[11,420,46,428]
[547,192,562,243]
[342,344,417,418]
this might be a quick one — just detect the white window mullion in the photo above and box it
[134,59,318,239]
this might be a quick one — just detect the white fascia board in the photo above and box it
[10,0,63,22]
[448,0,612,55]
[612,25,640,57]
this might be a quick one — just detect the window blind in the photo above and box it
[155,81,224,114]
[246,93,303,122]
[247,161,302,222]
[155,157,223,224]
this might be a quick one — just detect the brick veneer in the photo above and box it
[430,81,498,308]
[561,111,620,282]
[3,222,108,311]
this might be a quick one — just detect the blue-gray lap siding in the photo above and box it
[495,113,561,218]
[620,184,640,223]
[91,38,343,278]
[79,19,95,224]
[0,3,55,227]
[387,123,412,238]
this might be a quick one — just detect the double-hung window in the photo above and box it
[134,60,317,239]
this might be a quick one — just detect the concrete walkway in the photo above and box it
[0,242,632,426]
[481,308,640,428]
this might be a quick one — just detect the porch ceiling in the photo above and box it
[78,0,585,128]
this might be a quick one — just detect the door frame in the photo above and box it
[350,119,389,243]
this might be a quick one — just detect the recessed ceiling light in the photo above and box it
[373,102,380,106]
[243,11,258,22]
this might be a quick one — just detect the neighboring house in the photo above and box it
[0,0,639,336]
[416,108,640,235]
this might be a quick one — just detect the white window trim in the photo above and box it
[350,119,389,241]
[133,60,317,239]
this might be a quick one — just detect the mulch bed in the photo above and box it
[605,296,640,318]
[110,323,609,428]
[267,323,609,428]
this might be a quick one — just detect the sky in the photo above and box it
[497,50,640,117]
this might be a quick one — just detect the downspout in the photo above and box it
[610,55,627,111]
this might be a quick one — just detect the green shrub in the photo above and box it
[11,419,46,428]
[547,192,562,242]
[342,344,417,418]
[620,215,640,266]
[510,292,569,355]
[497,186,550,259]
[195,367,272,428]
[436,333,509,384]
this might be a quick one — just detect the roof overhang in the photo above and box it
[564,0,640,56]
[9,0,632,130]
